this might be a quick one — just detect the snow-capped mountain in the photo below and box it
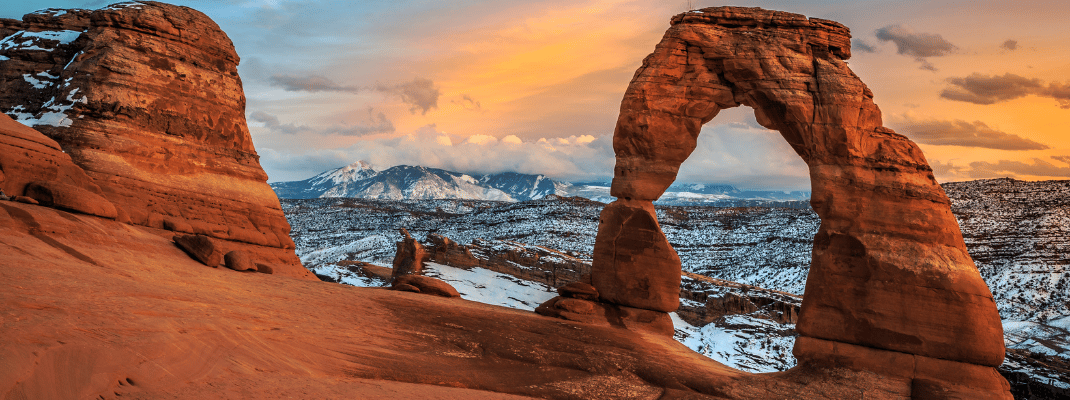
[271,161,810,204]
[270,161,554,201]
[271,161,568,201]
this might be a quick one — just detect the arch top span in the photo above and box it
[585,6,1011,398]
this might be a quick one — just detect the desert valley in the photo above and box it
[1,1,1067,399]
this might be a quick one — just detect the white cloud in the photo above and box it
[465,134,497,145]
[260,108,810,191]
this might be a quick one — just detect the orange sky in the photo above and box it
[6,0,1067,187]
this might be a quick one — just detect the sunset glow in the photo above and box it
[3,0,1068,188]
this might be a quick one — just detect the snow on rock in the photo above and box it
[423,262,557,311]
[671,313,797,373]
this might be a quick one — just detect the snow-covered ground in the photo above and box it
[285,178,1070,385]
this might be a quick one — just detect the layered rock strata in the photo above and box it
[0,2,307,278]
[594,6,1008,398]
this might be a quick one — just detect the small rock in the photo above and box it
[554,298,596,314]
[0,188,8,201]
[392,275,459,298]
[173,234,223,267]
[558,282,599,300]
[224,250,256,271]
[254,263,275,274]
[12,196,38,205]
[394,283,421,293]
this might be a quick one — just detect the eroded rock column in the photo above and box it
[594,6,1009,398]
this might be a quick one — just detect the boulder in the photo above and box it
[12,196,38,205]
[557,282,599,301]
[392,275,459,298]
[174,234,223,268]
[394,283,421,293]
[224,250,256,272]
[24,181,117,219]
[593,5,1008,396]
[254,263,275,275]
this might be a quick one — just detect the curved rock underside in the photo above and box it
[0,2,309,278]
[587,6,1011,399]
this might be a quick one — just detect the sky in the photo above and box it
[4,1,1070,190]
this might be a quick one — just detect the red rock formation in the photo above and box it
[0,2,309,278]
[391,228,426,280]
[391,275,461,298]
[0,114,98,196]
[425,234,590,288]
[597,6,1008,398]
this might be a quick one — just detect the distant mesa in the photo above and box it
[0,1,310,278]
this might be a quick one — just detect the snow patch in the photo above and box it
[102,2,145,11]
[423,262,556,311]
[22,74,51,89]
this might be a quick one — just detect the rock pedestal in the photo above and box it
[391,228,426,281]
[592,6,1009,398]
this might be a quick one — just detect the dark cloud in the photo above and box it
[1053,155,1070,165]
[452,94,482,110]
[874,25,956,58]
[267,75,440,114]
[250,109,394,136]
[852,39,876,53]
[941,73,1070,108]
[1002,39,1018,51]
[269,74,359,92]
[968,158,1070,179]
[895,117,1048,150]
[374,78,440,115]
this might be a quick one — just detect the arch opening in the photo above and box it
[582,7,1009,393]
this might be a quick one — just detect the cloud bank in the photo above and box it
[268,75,442,114]
[258,112,811,191]
[941,73,1070,109]
[250,109,395,136]
[874,25,955,71]
[893,116,1048,150]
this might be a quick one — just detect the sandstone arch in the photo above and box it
[591,6,1009,397]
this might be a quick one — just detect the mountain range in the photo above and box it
[270,161,811,205]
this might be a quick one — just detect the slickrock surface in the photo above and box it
[3,199,958,400]
[596,6,1008,398]
[0,2,303,274]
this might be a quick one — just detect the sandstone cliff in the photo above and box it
[0,1,308,278]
